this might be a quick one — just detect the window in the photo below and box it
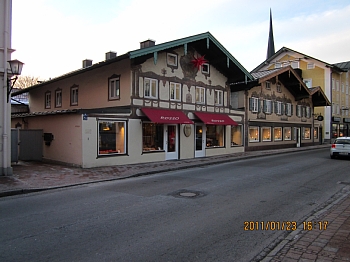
[195,87,205,104]
[142,123,163,151]
[201,63,210,74]
[214,90,223,105]
[303,79,312,88]
[170,82,181,101]
[231,125,243,146]
[206,125,224,147]
[303,127,311,139]
[306,107,311,118]
[264,99,272,114]
[71,85,78,106]
[167,53,177,66]
[284,127,292,140]
[314,127,318,139]
[109,76,120,100]
[265,81,271,89]
[275,62,282,68]
[307,63,315,69]
[282,62,289,67]
[262,127,271,141]
[296,105,302,117]
[55,89,62,108]
[98,120,126,155]
[249,126,259,142]
[276,84,282,93]
[286,103,292,116]
[250,97,259,113]
[275,101,282,115]
[144,78,158,99]
[45,91,51,109]
[291,61,299,69]
[274,127,282,141]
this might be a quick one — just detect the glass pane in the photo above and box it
[196,125,203,150]
[167,125,176,152]
[142,123,163,151]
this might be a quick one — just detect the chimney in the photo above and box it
[140,39,155,49]
[82,59,93,68]
[106,51,117,60]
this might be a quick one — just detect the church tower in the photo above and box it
[266,9,275,60]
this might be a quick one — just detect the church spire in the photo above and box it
[266,9,275,60]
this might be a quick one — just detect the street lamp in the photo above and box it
[7,59,24,102]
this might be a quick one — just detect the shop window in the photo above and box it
[142,123,164,151]
[274,127,282,141]
[144,78,158,99]
[170,82,181,101]
[195,87,205,104]
[314,127,318,139]
[109,76,120,100]
[284,127,292,140]
[303,127,311,139]
[45,91,51,109]
[206,125,224,147]
[214,90,223,105]
[262,127,271,141]
[98,120,126,155]
[249,126,259,142]
[231,125,243,146]
[55,89,62,108]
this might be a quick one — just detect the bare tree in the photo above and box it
[14,75,42,89]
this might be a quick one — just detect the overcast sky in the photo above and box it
[11,0,350,80]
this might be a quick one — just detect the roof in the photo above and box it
[333,61,350,71]
[309,86,331,107]
[12,32,253,96]
[252,47,346,73]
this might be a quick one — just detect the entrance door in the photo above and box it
[195,124,206,158]
[165,124,178,160]
[295,127,301,147]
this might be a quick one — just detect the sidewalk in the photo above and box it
[1,144,349,261]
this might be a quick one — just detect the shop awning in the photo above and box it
[194,112,238,126]
[141,108,194,124]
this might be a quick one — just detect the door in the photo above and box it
[19,129,43,161]
[195,124,206,158]
[165,124,178,160]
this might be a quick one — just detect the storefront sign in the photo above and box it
[332,117,341,122]
[183,125,191,137]
[344,118,350,123]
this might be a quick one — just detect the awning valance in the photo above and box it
[194,112,238,126]
[142,108,193,124]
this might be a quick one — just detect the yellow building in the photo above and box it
[252,48,348,142]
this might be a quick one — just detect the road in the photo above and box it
[1,148,350,262]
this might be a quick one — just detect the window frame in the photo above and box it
[303,127,311,140]
[251,97,259,113]
[45,91,51,109]
[201,63,210,74]
[274,127,282,141]
[195,86,205,104]
[214,90,223,105]
[142,122,164,152]
[249,126,259,142]
[262,127,272,142]
[286,103,292,116]
[303,79,312,88]
[167,53,178,67]
[264,99,272,114]
[265,81,271,90]
[98,120,127,156]
[70,85,79,106]
[284,127,292,141]
[231,124,243,147]
[144,78,158,99]
[170,82,181,101]
[55,89,62,108]
[276,101,282,115]
[108,75,120,100]
[206,125,224,148]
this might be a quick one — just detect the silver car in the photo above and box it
[330,137,350,159]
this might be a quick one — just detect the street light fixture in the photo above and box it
[7,59,24,102]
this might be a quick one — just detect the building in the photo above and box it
[230,66,329,151]
[11,32,253,168]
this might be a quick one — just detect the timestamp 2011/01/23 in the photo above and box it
[244,221,329,231]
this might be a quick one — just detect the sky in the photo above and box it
[11,0,350,80]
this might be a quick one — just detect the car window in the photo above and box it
[335,139,350,144]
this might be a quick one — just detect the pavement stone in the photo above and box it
[1,144,350,261]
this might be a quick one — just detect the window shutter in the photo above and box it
[291,104,293,116]
[258,99,261,112]
[249,98,252,111]
[296,105,299,117]
[274,101,277,114]
[281,103,285,115]
[263,100,266,113]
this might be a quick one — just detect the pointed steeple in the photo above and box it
[266,9,275,60]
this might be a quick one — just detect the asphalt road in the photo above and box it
[1,148,349,262]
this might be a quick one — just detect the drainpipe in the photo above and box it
[2,0,10,175]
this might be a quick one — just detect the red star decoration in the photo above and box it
[191,55,208,70]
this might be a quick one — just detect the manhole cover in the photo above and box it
[169,189,206,199]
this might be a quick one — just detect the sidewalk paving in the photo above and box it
[1,144,349,261]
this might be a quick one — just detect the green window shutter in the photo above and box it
[258,99,261,112]
[263,100,266,113]
[249,98,252,111]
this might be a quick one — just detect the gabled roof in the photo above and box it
[334,61,350,71]
[12,32,253,96]
[252,47,345,73]
[309,86,331,107]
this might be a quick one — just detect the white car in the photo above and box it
[330,137,350,159]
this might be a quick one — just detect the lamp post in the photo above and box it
[7,59,24,102]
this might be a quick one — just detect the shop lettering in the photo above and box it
[160,116,180,121]
[211,119,225,123]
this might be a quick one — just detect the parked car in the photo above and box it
[330,137,350,159]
